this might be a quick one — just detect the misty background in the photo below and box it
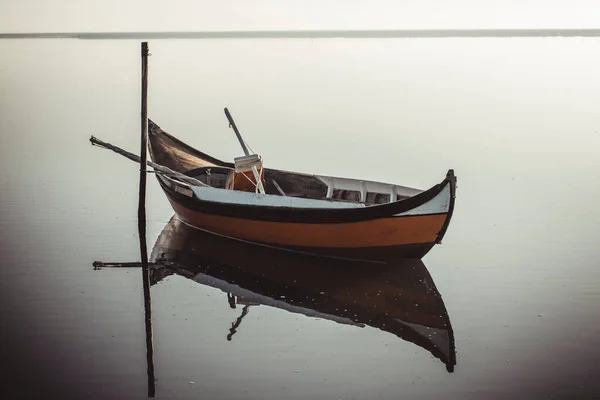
[1,1,600,399]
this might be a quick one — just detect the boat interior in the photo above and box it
[181,164,423,206]
[148,119,424,207]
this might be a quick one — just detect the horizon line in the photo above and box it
[2,28,600,40]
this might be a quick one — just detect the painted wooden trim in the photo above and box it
[394,182,450,216]
[189,180,365,209]
[156,173,450,224]
[316,174,423,199]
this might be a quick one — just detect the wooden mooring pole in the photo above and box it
[138,42,149,238]
[138,41,156,397]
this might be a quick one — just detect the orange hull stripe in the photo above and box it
[169,200,446,248]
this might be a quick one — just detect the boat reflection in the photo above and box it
[149,216,457,372]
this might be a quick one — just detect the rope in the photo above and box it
[244,141,255,155]
[239,168,263,193]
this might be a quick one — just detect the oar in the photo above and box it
[224,107,250,156]
[224,107,266,194]
[89,135,209,187]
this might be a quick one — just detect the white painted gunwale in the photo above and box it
[394,183,451,216]
[315,174,423,201]
[159,174,450,216]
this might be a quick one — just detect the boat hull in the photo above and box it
[169,198,437,261]
[159,180,451,261]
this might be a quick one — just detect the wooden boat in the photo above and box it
[147,111,457,262]
[149,216,457,372]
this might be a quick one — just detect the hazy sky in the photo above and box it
[1,0,600,33]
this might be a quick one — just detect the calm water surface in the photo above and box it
[1,37,599,399]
